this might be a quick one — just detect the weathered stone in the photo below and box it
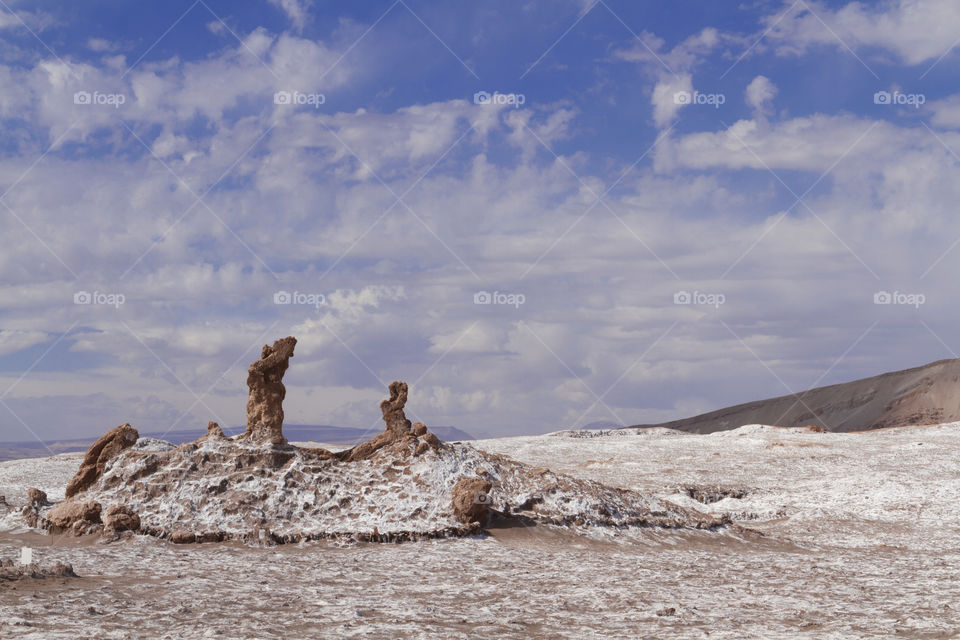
[203,421,225,439]
[412,421,427,436]
[381,381,412,435]
[0,561,77,581]
[421,432,440,451]
[65,423,139,498]
[451,477,493,525]
[243,337,297,445]
[46,500,102,535]
[103,504,140,532]
[337,381,421,462]
[170,531,196,544]
[27,488,48,506]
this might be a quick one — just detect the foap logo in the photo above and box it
[273,290,326,309]
[274,91,326,109]
[473,91,526,108]
[674,290,725,308]
[673,91,725,108]
[73,291,125,308]
[474,290,526,309]
[873,90,925,108]
[874,290,925,309]
[73,91,126,109]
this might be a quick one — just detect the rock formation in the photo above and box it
[24,336,735,545]
[243,336,297,445]
[27,488,48,506]
[45,500,102,535]
[451,477,493,525]
[64,423,139,498]
[381,381,412,435]
[337,381,440,462]
[103,504,140,533]
[202,421,225,440]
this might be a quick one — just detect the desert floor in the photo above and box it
[1,423,958,639]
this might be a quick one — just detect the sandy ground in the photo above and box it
[1,423,959,639]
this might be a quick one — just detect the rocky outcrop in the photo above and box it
[451,477,493,525]
[201,421,225,440]
[27,488,48,506]
[381,381,412,435]
[103,504,140,533]
[243,337,297,445]
[65,423,139,498]
[28,336,734,545]
[45,500,102,535]
[338,381,415,462]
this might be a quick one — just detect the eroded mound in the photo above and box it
[16,336,731,544]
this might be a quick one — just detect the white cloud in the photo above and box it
[745,75,777,121]
[268,0,312,33]
[761,0,960,66]
[929,94,960,129]
[656,114,914,173]
[87,38,117,52]
[650,73,692,128]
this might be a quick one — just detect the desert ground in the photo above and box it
[2,423,959,639]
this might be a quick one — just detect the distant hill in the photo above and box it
[578,421,624,430]
[0,424,475,462]
[627,358,960,434]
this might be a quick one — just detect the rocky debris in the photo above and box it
[0,558,77,582]
[451,477,493,525]
[413,421,427,436]
[45,500,103,535]
[103,504,140,533]
[682,485,749,504]
[27,488,48,506]
[805,424,828,433]
[243,336,297,445]
[656,607,677,617]
[65,423,139,498]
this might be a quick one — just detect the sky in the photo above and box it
[2,0,960,441]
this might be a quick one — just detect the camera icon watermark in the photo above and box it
[273,290,326,309]
[473,492,492,505]
[274,90,325,109]
[474,290,525,309]
[673,91,725,108]
[873,290,925,309]
[873,90,925,108]
[73,90,126,109]
[674,290,725,308]
[74,291,125,308]
[473,91,526,108]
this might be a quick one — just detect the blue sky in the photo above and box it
[2,0,960,441]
